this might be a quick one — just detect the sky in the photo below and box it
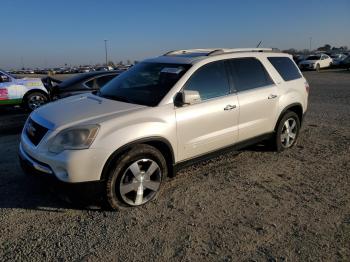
[1,0,349,69]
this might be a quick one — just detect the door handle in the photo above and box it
[224,105,236,111]
[268,94,278,99]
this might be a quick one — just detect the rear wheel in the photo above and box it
[274,111,300,152]
[105,144,167,209]
[24,92,48,111]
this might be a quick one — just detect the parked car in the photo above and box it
[337,55,350,70]
[330,54,347,66]
[292,54,306,64]
[0,69,49,110]
[95,66,114,71]
[78,67,93,73]
[42,71,120,100]
[19,48,309,209]
[299,54,332,71]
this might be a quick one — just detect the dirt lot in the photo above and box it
[0,70,349,261]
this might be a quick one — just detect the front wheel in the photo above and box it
[105,144,167,209]
[274,111,300,152]
[24,92,48,111]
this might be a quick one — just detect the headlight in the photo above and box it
[49,125,99,154]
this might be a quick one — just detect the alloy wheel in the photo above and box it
[28,95,46,110]
[280,118,297,148]
[119,159,161,206]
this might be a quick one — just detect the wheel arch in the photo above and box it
[100,137,176,180]
[275,103,304,131]
[22,89,49,104]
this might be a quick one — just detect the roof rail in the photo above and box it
[163,49,216,56]
[163,48,277,57]
[207,49,225,56]
[218,48,274,54]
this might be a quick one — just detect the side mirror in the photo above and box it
[174,90,201,107]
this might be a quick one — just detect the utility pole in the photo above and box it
[309,37,312,52]
[104,39,108,66]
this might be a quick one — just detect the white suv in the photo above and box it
[19,48,309,209]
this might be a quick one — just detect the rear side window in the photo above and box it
[85,79,95,89]
[268,57,302,81]
[228,58,273,92]
[96,74,116,88]
[184,61,230,101]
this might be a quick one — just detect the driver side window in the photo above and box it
[184,61,230,101]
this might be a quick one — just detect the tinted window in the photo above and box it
[58,72,104,89]
[184,61,230,101]
[86,75,116,89]
[85,79,95,89]
[229,58,273,92]
[96,74,116,88]
[100,62,191,106]
[268,57,302,81]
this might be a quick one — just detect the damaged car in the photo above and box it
[0,69,49,110]
[42,71,121,100]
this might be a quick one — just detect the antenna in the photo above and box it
[256,41,262,48]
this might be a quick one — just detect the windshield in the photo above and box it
[0,69,17,79]
[98,62,191,106]
[306,55,321,60]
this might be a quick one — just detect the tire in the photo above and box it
[24,92,48,111]
[106,144,167,209]
[316,63,321,72]
[274,111,300,152]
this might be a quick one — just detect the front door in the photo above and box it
[175,61,239,161]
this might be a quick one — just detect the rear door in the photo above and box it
[175,60,239,161]
[228,57,279,142]
[320,55,327,68]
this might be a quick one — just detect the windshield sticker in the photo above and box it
[161,67,184,74]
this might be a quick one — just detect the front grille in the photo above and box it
[25,118,48,146]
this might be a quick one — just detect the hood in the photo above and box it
[31,94,145,130]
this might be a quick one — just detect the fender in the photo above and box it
[274,102,304,131]
[23,89,50,102]
[100,136,175,180]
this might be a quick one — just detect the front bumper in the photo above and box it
[19,143,54,176]
[19,133,111,183]
[299,64,315,70]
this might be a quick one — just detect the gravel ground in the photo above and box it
[0,70,349,261]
